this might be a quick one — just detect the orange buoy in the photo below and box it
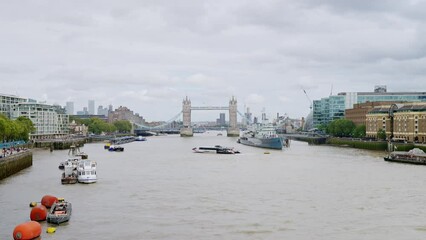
[41,195,58,208]
[13,221,42,240]
[30,205,47,221]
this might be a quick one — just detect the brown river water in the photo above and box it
[1,132,426,240]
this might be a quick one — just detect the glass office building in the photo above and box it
[313,86,426,127]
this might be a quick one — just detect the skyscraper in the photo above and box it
[65,101,74,115]
[88,100,95,115]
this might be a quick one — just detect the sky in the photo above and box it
[1,0,426,122]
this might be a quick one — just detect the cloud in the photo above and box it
[1,0,425,121]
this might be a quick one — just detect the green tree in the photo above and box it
[88,117,117,134]
[16,116,35,141]
[377,128,387,140]
[0,115,9,142]
[352,124,366,138]
[317,123,329,134]
[327,119,356,137]
[113,120,132,133]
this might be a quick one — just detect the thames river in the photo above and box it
[1,132,426,240]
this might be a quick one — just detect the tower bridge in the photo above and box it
[181,96,239,137]
[132,96,242,137]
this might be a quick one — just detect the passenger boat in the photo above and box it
[192,145,240,154]
[77,160,97,183]
[47,198,72,224]
[384,148,426,165]
[135,136,147,141]
[109,145,124,152]
[237,125,283,150]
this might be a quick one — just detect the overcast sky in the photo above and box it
[1,0,425,122]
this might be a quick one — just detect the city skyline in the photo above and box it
[1,1,426,121]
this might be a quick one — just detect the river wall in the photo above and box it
[0,151,32,180]
[326,138,426,152]
[33,138,87,150]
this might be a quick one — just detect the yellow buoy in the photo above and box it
[29,202,37,207]
[46,227,56,233]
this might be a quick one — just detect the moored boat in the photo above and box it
[238,125,283,150]
[77,159,97,183]
[384,148,426,165]
[47,198,72,224]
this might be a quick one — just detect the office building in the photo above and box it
[65,101,74,115]
[345,101,405,126]
[88,100,95,115]
[313,86,426,127]
[216,113,226,126]
[97,105,109,117]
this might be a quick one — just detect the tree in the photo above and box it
[327,119,356,137]
[113,120,132,133]
[16,116,35,140]
[352,124,366,138]
[88,117,117,134]
[377,128,387,140]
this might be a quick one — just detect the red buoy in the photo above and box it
[41,195,58,208]
[30,205,47,221]
[13,221,42,240]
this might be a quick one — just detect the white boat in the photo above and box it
[192,145,240,154]
[77,160,97,183]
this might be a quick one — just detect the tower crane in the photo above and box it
[302,89,313,111]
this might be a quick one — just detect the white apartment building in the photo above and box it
[11,102,69,140]
[0,93,27,118]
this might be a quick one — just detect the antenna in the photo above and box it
[330,84,333,96]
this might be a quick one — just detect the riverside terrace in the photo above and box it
[0,140,29,158]
[0,147,32,180]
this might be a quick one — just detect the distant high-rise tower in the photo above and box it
[88,100,95,115]
[65,101,74,115]
[97,105,109,116]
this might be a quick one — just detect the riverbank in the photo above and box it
[33,138,87,150]
[326,137,426,152]
[0,150,32,180]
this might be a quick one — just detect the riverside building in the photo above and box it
[366,102,426,143]
[313,85,426,127]
[0,93,27,118]
[11,102,69,140]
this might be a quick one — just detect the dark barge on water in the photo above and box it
[384,148,426,165]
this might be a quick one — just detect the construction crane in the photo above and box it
[302,89,313,111]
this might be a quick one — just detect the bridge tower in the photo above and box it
[227,96,240,137]
[180,96,193,137]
